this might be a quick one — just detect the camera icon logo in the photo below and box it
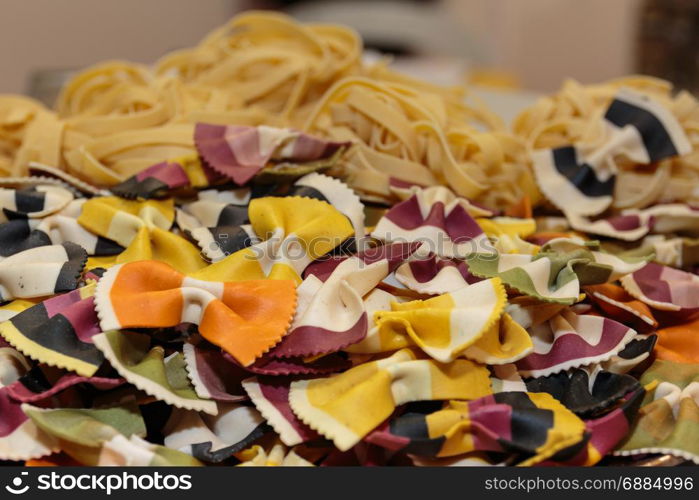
[5,472,29,495]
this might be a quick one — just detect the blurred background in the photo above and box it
[0,0,695,112]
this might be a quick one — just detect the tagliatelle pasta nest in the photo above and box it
[0,10,698,468]
[303,76,538,208]
[0,11,537,211]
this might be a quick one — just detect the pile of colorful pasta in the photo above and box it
[0,12,698,467]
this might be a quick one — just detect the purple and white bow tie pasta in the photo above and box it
[371,186,496,259]
[194,124,350,186]
[620,262,699,317]
[565,204,699,242]
[182,173,365,263]
[515,308,638,377]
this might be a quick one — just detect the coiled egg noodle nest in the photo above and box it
[0,11,539,210]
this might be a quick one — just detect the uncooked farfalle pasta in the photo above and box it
[0,11,698,467]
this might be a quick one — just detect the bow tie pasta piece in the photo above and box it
[243,195,354,272]
[615,360,699,463]
[601,333,658,374]
[371,186,495,258]
[531,237,649,282]
[466,237,649,304]
[194,123,349,185]
[366,392,586,466]
[395,254,481,295]
[186,174,364,263]
[532,88,691,216]
[269,243,418,358]
[461,313,534,365]
[0,200,124,259]
[640,204,699,236]
[655,318,699,364]
[565,204,699,242]
[344,288,413,354]
[192,196,354,282]
[245,352,351,376]
[92,330,217,414]
[468,252,583,304]
[21,162,108,196]
[96,435,203,466]
[0,386,59,461]
[268,267,370,358]
[254,147,347,185]
[475,216,539,255]
[6,367,124,404]
[95,260,297,366]
[0,284,104,376]
[0,181,83,206]
[287,173,366,243]
[0,336,31,385]
[24,401,147,460]
[185,221,259,264]
[288,348,492,451]
[0,299,36,322]
[0,242,86,302]
[629,235,699,269]
[0,218,53,259]
[179,186,274,253]
[489,363,527,393]
[163,404,267,463]
[524,365,641,417]
[620,262,699,316]
[515,308,638,377]
[0,185,73,220]
[182,187,256,222]
[78,196,207,273]
[303,241,420,281]
[78,196,174,246]
[33,214,123,257]
[584,283,657,331]
[389,185,494,217]
[349,291,532,366]
[243,376,321,447]
[236,443,315,467]
[372,278,506,363]
[182,343,250,402]
[0,347,58,461]
[535,386,646,466]
[566,211,652,242]
[112,154,220,199]
[505,297,567,330]
[22,401,200,466]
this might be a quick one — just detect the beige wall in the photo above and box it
[445,0,643,91]
[0,0,240,93]
[0,0,643,95]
